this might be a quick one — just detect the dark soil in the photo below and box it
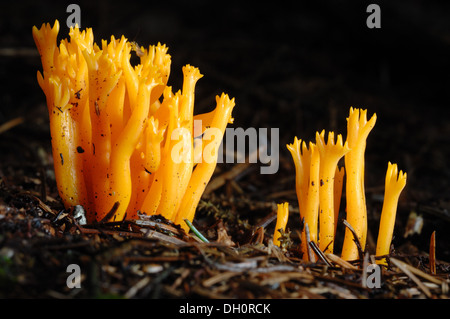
[0,0,449,300]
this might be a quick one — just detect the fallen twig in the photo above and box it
[203,162,252,195]
[430,231,436,275]
[342,219,364,260]
[309,241,332,267]
[325,253,359,270]
[0,117,24,135]
[391,258,432,298]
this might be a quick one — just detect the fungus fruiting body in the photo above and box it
[273,202,289,247]
[282,107,406,265]
[286,139,320,258]
[341,108,377,261]
[33,20,235,230]
[376,162,407,265]
[316,131,349,253]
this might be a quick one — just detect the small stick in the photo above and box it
[429,231,436,275]
[391,258,432,298]
[100,201,120,223]
[203,162,252,195]
[325,253,358,270]
[203,272,239,288]
[0,117,24,135]
[254,211,277,230]
[135,219,182,235]
[0,48,38,57]
[124,276,150,299]
[142,229,189,247]
[342,219,364,260]
[305,223,315,262]
[309,241,332,267]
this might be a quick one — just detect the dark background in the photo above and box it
[1,0,449,260]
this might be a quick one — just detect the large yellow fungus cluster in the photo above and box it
[33,20,235,230]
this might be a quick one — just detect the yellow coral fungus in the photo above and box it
[316,131,350,253]
[376,162,407,265]
[286,138,310,225]
[283,107,406,265]
[341,108,377,261]
[286,139,320,260]
[33,20,235,228]
[273,202,289,247]
[175,93,235,231]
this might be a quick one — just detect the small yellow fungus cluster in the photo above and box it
[275,108,407,264]
[33,20,235,230]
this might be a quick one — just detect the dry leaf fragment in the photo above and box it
[216,220,235,246]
